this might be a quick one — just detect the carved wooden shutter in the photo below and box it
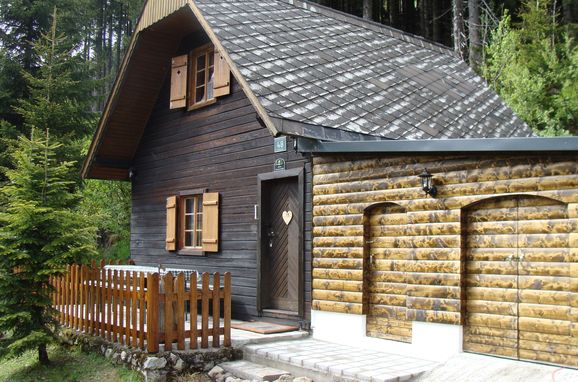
[202,192,219,252]
[166,196,177,251]
[170,55,188,109]
[213,50,230,97]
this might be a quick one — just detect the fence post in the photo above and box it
[176,273,185,350]
[224,272,231,347]
[146,273,160,353]
[201,273,210,348]
[212,272,220,348]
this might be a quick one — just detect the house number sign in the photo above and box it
[274,136,287,153]
[274,158,286,171]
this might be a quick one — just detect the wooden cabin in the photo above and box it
[83,0,577,367]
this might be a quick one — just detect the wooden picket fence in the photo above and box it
[50,263,231,352]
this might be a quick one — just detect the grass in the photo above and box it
[0,344,143,382]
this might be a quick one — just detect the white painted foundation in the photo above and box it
[311,310,462,362]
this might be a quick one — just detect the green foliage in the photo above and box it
[13,8,97,172]
[483,0,578,135]
[0,130,97,362]
[0,344,143,381]
[79,178,131,262]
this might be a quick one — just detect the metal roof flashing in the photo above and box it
[296,136,578,153]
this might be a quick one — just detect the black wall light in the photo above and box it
[418,168,437,197]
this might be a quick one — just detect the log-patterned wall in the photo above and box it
[311,154,578,328]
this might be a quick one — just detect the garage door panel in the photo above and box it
[369,304,408,320]
[518,303,571,321]
[463,333,518,349]
[518,233,569,248]
[466,274,517,289]
[518,350,578,367]
[466,313,517,330]
[369,293,406,306]
[518,289,570,305]
[518,262,570,277]
[517,219,577,234]
[467,221,516,235]
[519,331,578,346]
[519,317,572,336]
[466,300,517,315]
[465,326,518,339]
[466,261,517,275]
[517,205,568,220]
[520,340,578,356]
[467,234,518,248]
[467,248,517,261]
[466,287,518,302]
[518,276,570,291]
[518,248,571,262]
[463,342,518,358]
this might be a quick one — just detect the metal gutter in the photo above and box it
[296,136,578,153]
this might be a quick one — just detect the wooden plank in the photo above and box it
[176,273,185,350]
[106,269,112,342]
[146,273,160,353]
[212,272,220,347]
[131,272,138,347]
[112,270,118,343]
[139,273,145,350]
[201,273,210,348]
[224,272,231,347]
[189,272,198,350]
[164,273,174,351]
[119,270,125,345]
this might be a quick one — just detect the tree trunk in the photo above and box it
[468,0,481,70]
[419,0,428,38]
[432,0,441,42]
[38,343,49,364]
[363,0,373,20]
[453,0,465,59]
[389,0,399,27]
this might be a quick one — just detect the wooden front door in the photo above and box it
[261,176,300,313]
[464,196,577,367]
[366,203,412,343]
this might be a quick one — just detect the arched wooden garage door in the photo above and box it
[464,196,577,367]
[366,203,412,343]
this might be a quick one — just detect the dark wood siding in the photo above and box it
[130,39,311,321]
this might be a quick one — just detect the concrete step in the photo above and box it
[220,360,292,382]
[242,338,437,382]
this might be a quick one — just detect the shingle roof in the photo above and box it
[195,0,533,140]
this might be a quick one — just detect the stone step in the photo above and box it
[242,338,437,382]
[220,360,292,382]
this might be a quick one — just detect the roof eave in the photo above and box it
[297,136,578,153]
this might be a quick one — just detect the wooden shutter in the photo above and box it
[202,192,219,252]
[166,196,177,251]
[170,55,188,109]
[213,50,231,97]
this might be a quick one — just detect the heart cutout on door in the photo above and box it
[282,210,293,225]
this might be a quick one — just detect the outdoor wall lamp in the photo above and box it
[418,168,437,197]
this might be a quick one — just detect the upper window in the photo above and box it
[189,45,215,109]
[170,44,231,111]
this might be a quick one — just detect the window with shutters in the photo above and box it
[170,44,231,110]
[166,190,219,255]
[188,44,215,110]
[180,195,203,249]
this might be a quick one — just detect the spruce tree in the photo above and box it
[0,129,97,364]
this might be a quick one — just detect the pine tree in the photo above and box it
[0,129,97,363]
[483,1,578,135]
[14,8,96,158]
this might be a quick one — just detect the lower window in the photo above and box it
[180,194,203,250]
